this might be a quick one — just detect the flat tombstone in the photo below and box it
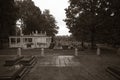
[0,65,24,80]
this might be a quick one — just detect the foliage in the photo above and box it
[42,10,58,36]
[15,0,58,36]
[65,0,120,47]
[0,0,18,39]
[0,0,19,48]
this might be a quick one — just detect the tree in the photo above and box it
[15,0,42,35]
[65,0,120,48]
[15,0,58,36]
[0,0,18,48]
[42,9,58,36]
[0,0,18,38]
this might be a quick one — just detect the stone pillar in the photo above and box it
[17,47,21,57]
[20,37,23,48]
[15,37,17,44]
[97,47,100,56]
[41,48,44,56]
[9,37,11,47]
[75,48,78,56]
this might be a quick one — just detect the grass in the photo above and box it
[0,48,117,55]
[0,48,74,55]
[0,48,119,80]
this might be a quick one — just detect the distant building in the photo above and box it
[9,31,51,49]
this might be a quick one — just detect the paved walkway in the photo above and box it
[23,55,119,80]
[38,56,80,67]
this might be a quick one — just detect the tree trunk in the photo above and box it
[81,41,84,48]
[0,40,3,49]
[91,26,96,49]
[81,39,84,51]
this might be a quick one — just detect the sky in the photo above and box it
[33,0,71,36]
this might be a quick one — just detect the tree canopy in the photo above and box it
[15,0,58,36]
[0,0,18,39]
[65,0,120,47]
[0,0,58,48]
[0,0,58,37]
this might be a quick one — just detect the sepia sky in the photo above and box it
[33,0,70,36]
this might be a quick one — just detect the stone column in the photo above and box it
[15,37,17,45]
[97,47,100,56]
[41,48,44,56]
[75,48,78,56]
[9,37,11,47]
[17,47,21,57]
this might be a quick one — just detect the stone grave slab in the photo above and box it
[4,56,24,66]
[20,56,37,67]
[0,64,29,80]
[106,66,120,80]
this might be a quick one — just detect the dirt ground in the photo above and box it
[0,49,120,80]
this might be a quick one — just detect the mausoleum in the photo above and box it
[9,31,51,49]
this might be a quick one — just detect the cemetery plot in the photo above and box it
[20,56,37,67]
[4,56,24,66]
[0,65,29,80]
[106,66,120,80]
[17,66,30,80]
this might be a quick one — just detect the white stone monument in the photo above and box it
[97,47,100,56]
[41,48,44,56]
[17,47,21,57]
[75,48,78,56]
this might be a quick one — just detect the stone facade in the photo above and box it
[9,32,51,49]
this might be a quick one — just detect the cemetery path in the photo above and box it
[23,55,119,80]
